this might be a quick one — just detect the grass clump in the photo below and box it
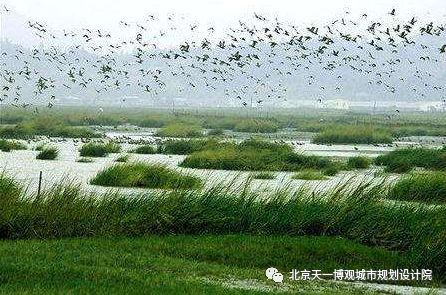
[36,147,58,160]
[35,143,47,151]
[115,154,130,162]
[0,174,21,200]
[375,148,446,173]
[292,170,328,180]
[0,236,405,294]
[0,174,445,281]
[0,139,26,152]
[252,172,276,179]
[313,126,393,144]
[322,165,342,176]
[207,128,224,136]
[233,119,279,133]
[347,156,371,169]
[180,139,339,172]
[156,123,203,138]
[131,145,156,154]
[76,157,93,163]
[158,139,221,155]
[90,162,202,189]
[389,172,446,204]
[79,143,121,157]
[0,116,100,139]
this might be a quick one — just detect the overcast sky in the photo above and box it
[2,0,446,31]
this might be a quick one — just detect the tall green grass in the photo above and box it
[292,170,328,180]
[252,172,276,179]
[347,156,371,169]
[90,162,202,189]
[207,128,224,136]
[389,172,446,203]
[313,126,393,144]
[0,116,100,139]
[157,139,221,155]
[79,143,121,157]
[0,174,444,280]
[114,154,130,162]
[36,147,58,160]
[180,139,341,172]
[156,123,203,138]
[0,139,26,152]
[131,145,156,154]
[375,148,446,173]
[0,236,408,294]
[233,119,279,133]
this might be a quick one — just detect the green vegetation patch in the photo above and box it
[252,172,276,179]
[0,175,21,199]
[347,156,371,169]
[90,162,202,189]
[156,123,203,138]
[292,170,328,180]
[233,119,279,133]
[207,128,224,136]
[131,145,156,154]
[180,139,340,172]
[0,139,26,152]
[79,142,121,157]
[0,116,100,139]
[0,235,404,294]
[0,174,444,281]
[313,126,393,144]
[115,154,130,162]
[389,172,446,204]
[375,148,446,173]
[36,147,58,160]
[158,139,221,155]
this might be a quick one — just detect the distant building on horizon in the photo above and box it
[319,98,350,110]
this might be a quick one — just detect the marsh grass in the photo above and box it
[0,116,100,139]
[375,148,446,173]
[90,162,202,189]
[35,143,47,151]
[156,123,203,138]
[252,172,276,179]
[131,145,156,154]
[0,174,444,280]
[2,107,446,138]
[292,170,328,180]
[233,119,279,133]
[0,174,21,198]
[0,139,26,152]
[36,147,58,160]
[0,236,409,294]
[180,139,340,172]
[207,128,224,136]
[347,156,371,169]
[79,142,121,157]
[389,172,446,203]
[313,126,393,144]
[157,139,221,155]
[115,154,130,162]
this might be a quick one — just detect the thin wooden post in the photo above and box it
[37,171,43,199]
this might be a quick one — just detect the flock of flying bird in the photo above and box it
[1,5,446,111]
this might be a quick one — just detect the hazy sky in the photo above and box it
[3,0,446,30]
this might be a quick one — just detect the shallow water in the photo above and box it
[1,132,440,196]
